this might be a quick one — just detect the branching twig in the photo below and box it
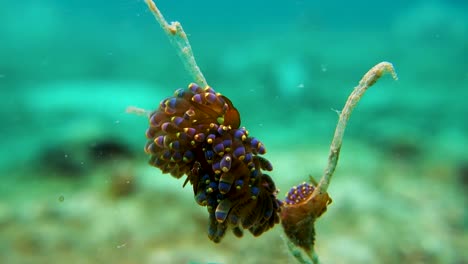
[286,239,315,264]
[285,62,397,264]
[312,62,398,197]
[143,2,398,263]
[144,0,208,87]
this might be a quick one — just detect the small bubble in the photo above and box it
[116,243,127,249]
[58,195,65,202]
[320,64,328,72]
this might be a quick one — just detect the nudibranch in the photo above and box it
[280,181,331,252]
[144,83,281,242]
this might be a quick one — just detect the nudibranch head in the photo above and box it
[145,83,281,242]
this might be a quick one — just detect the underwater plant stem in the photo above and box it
[286,239,317,264]
[314,62,398,195]
[144,0,208,87]
[306,248,320,264]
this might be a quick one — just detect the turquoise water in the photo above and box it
[0,1,466,263]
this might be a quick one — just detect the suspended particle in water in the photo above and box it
[58,195,65,202]
[320,64,328,72]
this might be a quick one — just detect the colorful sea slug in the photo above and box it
[144,83,281,242]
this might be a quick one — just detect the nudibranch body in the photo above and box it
[280,181,331,252]
[145,83,281,242]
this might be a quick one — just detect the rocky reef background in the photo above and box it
[0,0,466,263]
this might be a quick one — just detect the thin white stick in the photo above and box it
[145,0,208,87]
[313,62,398,196]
